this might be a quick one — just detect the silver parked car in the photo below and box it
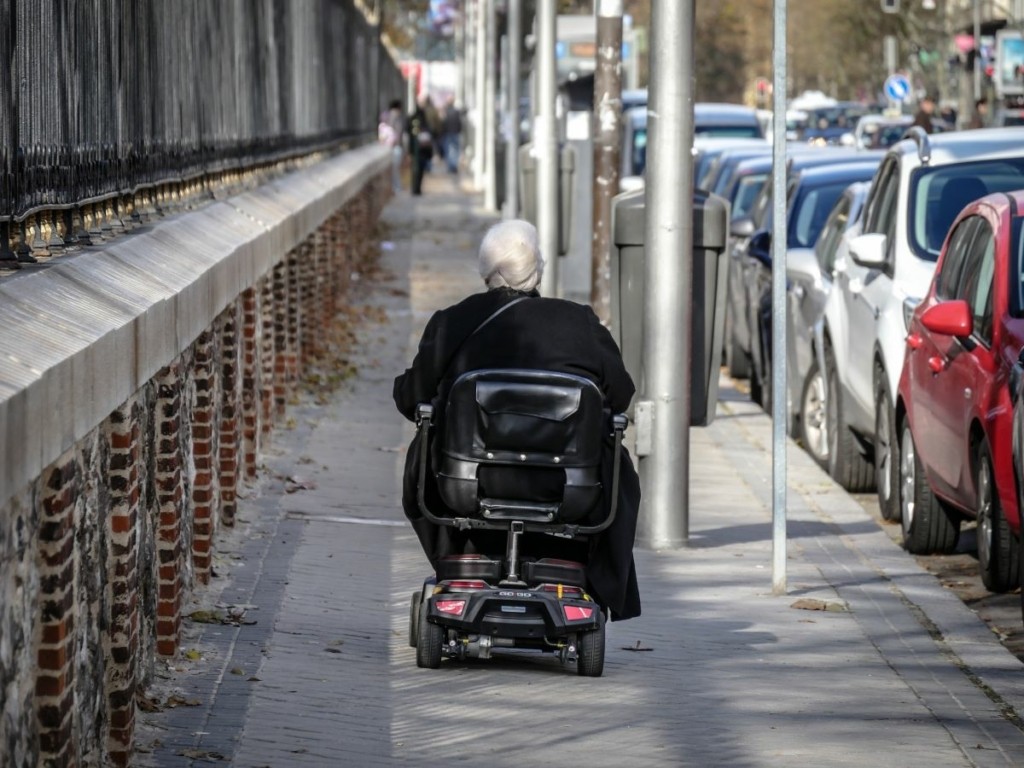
[785,182,870,467]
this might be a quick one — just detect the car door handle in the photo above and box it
[793,284,805,300]
[848,278,863,294]
[928,356,945,373]
[964,388,972,399]
[907,333,922,350]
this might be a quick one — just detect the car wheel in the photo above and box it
[1019,525,1024,627]
[576,614,606,678]
[799,360,828,469]
[759,333,772,415]
[725,307,751,379]
[824,345,874,492]
[899,420,959,554]
[874,376,900,522]
[976,443,1019,593]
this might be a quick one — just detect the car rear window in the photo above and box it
[908,158,1024,262]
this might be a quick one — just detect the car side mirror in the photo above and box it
[730,216,755,239]
[748,229,772,267]
[848,232,888,268]
[786,247,820,282]
[920,300,972,338]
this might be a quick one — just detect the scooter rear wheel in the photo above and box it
[408,591,422,648]
[416,619,444,669]
[576,615,605,677]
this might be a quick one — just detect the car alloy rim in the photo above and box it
[900,424,915,535]
[803,370,828,461]
[977,456,992,573]
[877,399,892,503]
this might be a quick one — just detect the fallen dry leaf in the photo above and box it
[790,598,847,613]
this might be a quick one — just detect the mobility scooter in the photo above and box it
[407,368,628,677]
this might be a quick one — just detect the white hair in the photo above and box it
[478,219,545,292]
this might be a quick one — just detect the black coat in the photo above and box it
[394,287,642,621]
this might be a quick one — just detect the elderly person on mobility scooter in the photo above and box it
[393,219,641,675]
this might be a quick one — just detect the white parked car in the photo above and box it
[825,127,1024,518]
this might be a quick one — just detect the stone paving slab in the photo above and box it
[137,172,1024,768]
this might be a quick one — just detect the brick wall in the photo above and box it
[0,169,390,766]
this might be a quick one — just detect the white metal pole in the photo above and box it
[536,0,559,296]
[505,0,521,218]
[637,0,694,549]
[770,0,788,596]
[484,0,498,210]
[474,0,487,189]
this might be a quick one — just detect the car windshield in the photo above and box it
[908,158,1024,262]
[861,122,909,149]
[788,181,856,248]
[1013,217,1024,316]
[730,174,767,221]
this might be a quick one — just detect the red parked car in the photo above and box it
[897,190,1023,592]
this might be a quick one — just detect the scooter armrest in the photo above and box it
[415,403,434,427]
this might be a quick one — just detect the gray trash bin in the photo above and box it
[610,188,729,427]
[517,143,576,255]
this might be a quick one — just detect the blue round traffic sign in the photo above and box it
[884,74,911,102]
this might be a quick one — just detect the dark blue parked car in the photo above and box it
[742,160,881,409]
[725,149,882,383]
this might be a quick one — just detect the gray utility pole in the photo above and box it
[484,0,498,210]
[505,0,522,219]
[591,0,622,326]
[974,0,982,101]
[473,0,487,190]
[536,0,559,296]
[637,0,694,549]
[770,0,788,596]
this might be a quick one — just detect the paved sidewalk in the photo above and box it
[138,171,1024,767]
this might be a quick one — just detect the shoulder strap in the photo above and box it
[439,296,530,388]
[469,295,528,338]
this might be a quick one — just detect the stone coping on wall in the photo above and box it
[0,143,390,510]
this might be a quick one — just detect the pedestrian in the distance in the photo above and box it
[423,97,442,173]
[439,96,463,175]
[378,99,404,193]
[406,98,433,196]
[968,97,989,129]
[911,94,937,133]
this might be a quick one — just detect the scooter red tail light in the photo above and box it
[562,605,594,621]
[436,599,467,616]
[443,580,488,590]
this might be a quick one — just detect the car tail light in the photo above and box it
[443,580,488,590]
[563,605,594,621]
[435,599,466,616]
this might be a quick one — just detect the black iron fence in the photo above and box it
[0,0,404,258]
